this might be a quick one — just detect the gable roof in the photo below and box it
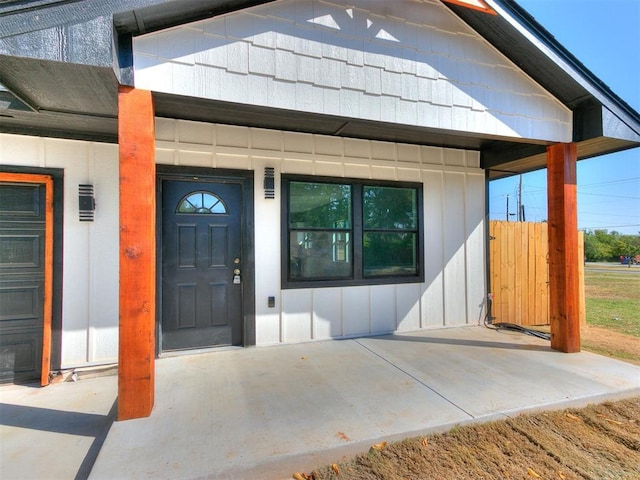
[446,0,640,177]
[0,0,637,178]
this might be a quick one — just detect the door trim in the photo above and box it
[0,172,53,385]
[156,166,255,355]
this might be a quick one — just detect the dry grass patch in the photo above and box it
[581,325,640,365]
[309,398,640,480]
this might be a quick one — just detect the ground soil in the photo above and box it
[581,325,640,365]
[526,324,640,366]
[307,397,640,480]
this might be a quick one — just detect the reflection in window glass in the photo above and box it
[289,182,351,229]
[284,177,421,286]
[363,186,418,277]
[177,191,226,214]
[289,231,351,280]
[288,181,352,281]
[363,186,416,229]
[363,232,417,276]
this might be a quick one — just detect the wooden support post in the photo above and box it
[118,86,156,420]
[547,143,580,353]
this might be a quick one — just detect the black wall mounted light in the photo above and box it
[264,167,275,199]
[78,184,95,221]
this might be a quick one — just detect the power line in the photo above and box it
[579,177,640,188]
[522,183,546,192]
[492,185,638,198]
[580,224,640,230]
[578,192,640,200]
[581,210,640,217]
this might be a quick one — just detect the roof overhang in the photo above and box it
[153,91,546,153]
[0,0,638,178]
[445,0,640,177]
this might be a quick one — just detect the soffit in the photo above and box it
[486,137,638,180]
[154,92,498,151]
[0,56,117,116]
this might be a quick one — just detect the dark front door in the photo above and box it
[161,179,244,351]
[0,180,46,383]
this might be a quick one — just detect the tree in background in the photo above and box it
[583,229,640,262]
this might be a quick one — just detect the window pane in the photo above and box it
[363,232,417,277]
[363,186,417,230]
[177,191,226,214]
[0,184,40,216]
[289,182,351,229]
[289,231,352,280]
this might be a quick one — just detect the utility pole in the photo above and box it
[506,194,510,221]
[517,174,523,221]
[506,194,517,221]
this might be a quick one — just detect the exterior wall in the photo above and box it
[155,118,486,345]
[0,133,120,368]
[134,0,571,142]
[0,118,486,361]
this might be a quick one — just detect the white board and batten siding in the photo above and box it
[2,0,569,368]
[134,0,572,143]
[0,134,120,368]
[1,123,486,363]
[155,118,486,344]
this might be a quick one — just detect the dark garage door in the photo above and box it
[0,180,47,383]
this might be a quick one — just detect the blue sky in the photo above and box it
[489,0,640,235]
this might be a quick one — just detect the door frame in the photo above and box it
[156,166,255,355]
[0,168,63,385]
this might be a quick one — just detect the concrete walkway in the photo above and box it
[2,326,640,480]
[0,373,117,480]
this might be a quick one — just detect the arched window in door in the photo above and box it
[176,191,227,214]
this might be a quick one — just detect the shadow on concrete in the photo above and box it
[371,332,551,352]
[0,400,117,480]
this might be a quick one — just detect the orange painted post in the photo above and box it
[41,176,53,386]
[547,143,580,353]
[118,86,156,420]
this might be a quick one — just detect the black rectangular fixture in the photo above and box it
[78,184,95,221]
[264,167,275,199]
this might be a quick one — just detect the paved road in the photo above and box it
[585,263,640,275]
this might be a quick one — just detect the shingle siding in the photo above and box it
[134,0,572,142]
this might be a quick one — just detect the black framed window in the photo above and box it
[282,176,423,288]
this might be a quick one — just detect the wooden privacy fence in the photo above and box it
[489,221,585,326]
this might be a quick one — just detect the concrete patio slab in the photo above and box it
[356,328,640,417]
[2,326,639,480]
[89,326,640,480]
[0,374,117,480]
[92,339,470,480]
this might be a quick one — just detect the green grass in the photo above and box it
[584,271,640,338]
